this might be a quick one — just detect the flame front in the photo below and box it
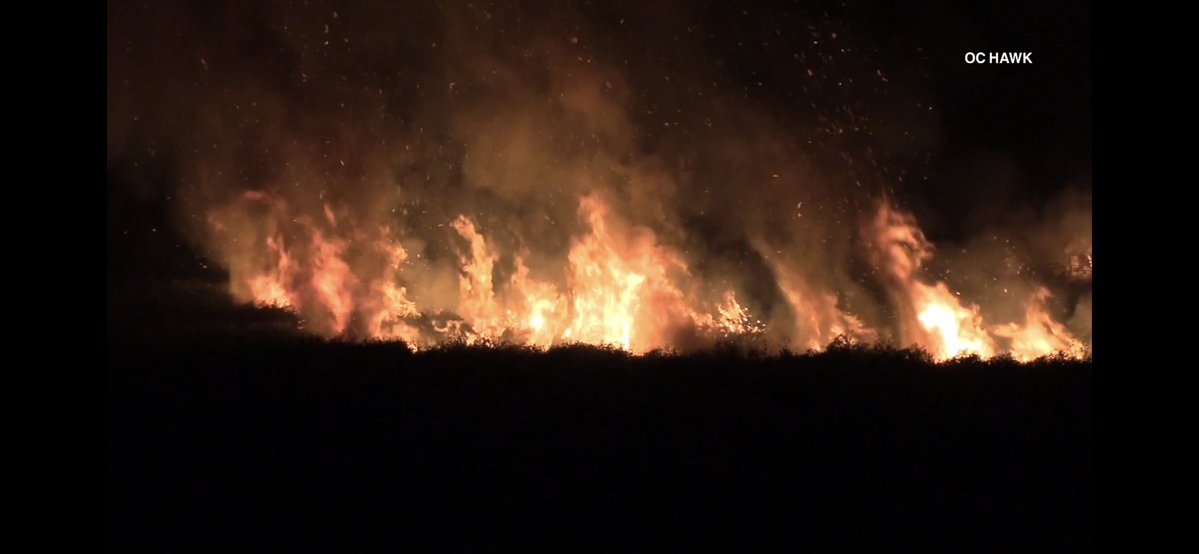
[209,192,1089,361]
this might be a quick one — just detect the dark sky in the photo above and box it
[869,0,1091,230]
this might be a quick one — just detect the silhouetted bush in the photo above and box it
[108,322,1091,552]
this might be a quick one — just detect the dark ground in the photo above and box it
[108,275,1091,552]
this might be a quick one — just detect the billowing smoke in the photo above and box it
[107,0,1091,359]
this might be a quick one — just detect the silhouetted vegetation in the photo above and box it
[109,326,1090,552]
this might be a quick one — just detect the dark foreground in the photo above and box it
[108,331,1090,552]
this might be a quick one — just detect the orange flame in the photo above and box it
[365,230,422,345]
[309,228,354,335]
[561,195,707,352]
[865,200,1084,360]
[451,215,510,342]
[911,282,996,359]
[992,288,1087,361]
[210,190,1088,361]
[247,236,295,308]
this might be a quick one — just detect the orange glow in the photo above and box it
[309,229,354,335]
[365,233,422,345]
[247,236,295,308]
[451,215,510,342]
[559,195,717,352]
[209,191,1088,361]
[992,288,1087,361]
[510,256,566,347]
[774,264,875,350]
[865,200,1083,361]
[911,282,996,359]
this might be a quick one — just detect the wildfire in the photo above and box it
[773,264,875,351]
[365,232,422,345]
[309,230,354,335]
[865,200,1084,361]
[713,290,765,337]
[209,191,1089,361]
[451,215,511,342]
[247,235,294,308]
[992,288,1087,362]
[561,195,702,352]
[911,282,996,359]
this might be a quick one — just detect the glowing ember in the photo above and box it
[714,291,764,336]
